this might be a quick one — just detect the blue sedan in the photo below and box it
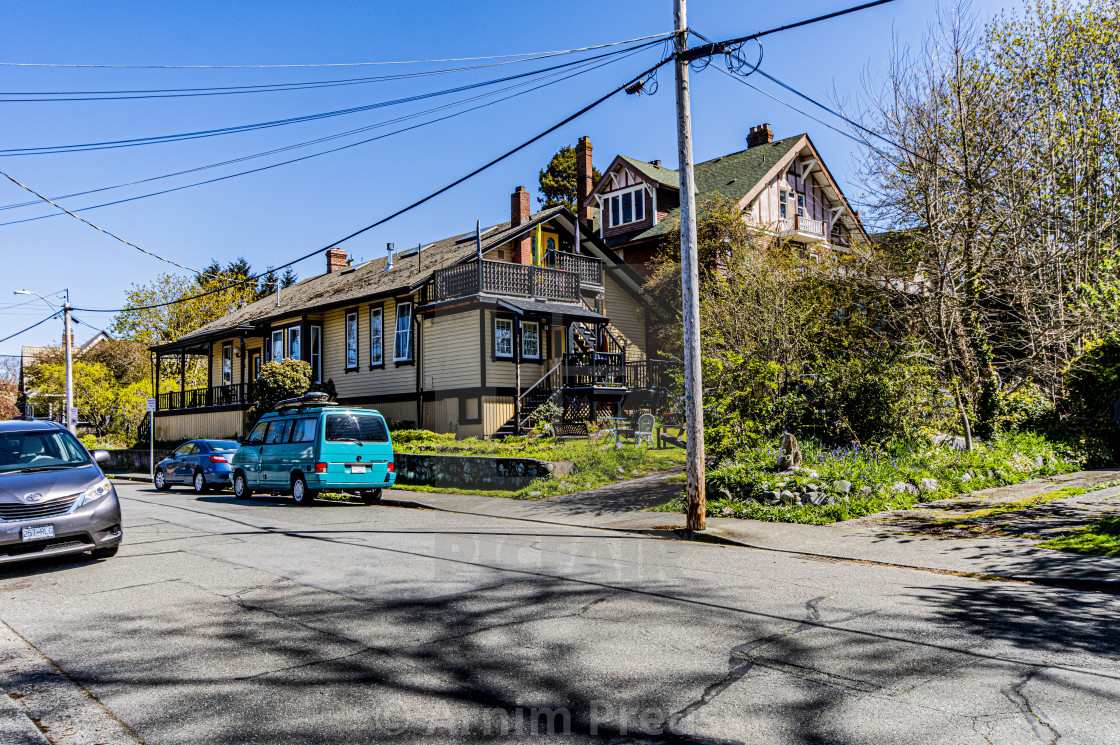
[154,439,239,494]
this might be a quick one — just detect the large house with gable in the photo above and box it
[151,123,866,440]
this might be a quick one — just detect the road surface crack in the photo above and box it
[1002,668,1060,744]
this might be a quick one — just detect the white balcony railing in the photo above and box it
[778,215,827,241]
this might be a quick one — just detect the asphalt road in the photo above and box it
[2,482,1119,744]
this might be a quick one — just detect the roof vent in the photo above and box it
[385,243,394,271]
[651,159,662,168]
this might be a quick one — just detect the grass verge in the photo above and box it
[1038,515,1120,557]
[930,487,1088,527]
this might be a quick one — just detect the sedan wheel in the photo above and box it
[292,475,318,506]
[193,471,209,494]
[154,469,169,491]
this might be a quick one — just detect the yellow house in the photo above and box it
[150,194,670,440]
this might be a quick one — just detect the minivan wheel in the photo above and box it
[361,489,383,505]
[234,472,252,499]
[154,469,169,491]
[292,475,318,506]
[193,471,209,494]
[91,546,118,559]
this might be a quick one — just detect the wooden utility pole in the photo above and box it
[63,296,75,434]
[674,0,706,530]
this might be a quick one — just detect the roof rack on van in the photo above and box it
[275,392,338,412]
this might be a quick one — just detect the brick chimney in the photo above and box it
[575,136,594,223]
[747,123,774,148]
[511,186,532,264]
[326,246,347,273]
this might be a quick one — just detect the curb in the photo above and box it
[0,687,51,745]
[107,474,153,483]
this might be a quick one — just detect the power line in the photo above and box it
[0,46,650,226]
[0,41,663,157]
[0,34,673,69]
[0,311,62,346]
[0,36,674,102]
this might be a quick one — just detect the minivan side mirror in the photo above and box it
[92,450,111,465]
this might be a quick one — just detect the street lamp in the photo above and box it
[14,289,74,434]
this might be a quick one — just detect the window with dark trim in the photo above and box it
[309,325,322,382]
[271,329,284,362]
[494,317,514,358]
[394,301,413,361]
[288,326,301,361]
[345,311,359,370]
[521,321,540,360]
[370,306,383,366]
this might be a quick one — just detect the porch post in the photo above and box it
[179,351,186,401]
[154,353,161,410]
[239,335,246,403]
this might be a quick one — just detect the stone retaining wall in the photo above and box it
[103,449,173,472]
[394,453,572,491]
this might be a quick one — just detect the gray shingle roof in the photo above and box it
[175,207,567,344]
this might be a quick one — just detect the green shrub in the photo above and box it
[998,381,1055,432]
[391,429,457,446]
[247,359,312,426]
[1062,338,1120,462]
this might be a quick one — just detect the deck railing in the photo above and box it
[563,352,625,388]
[546,250,603,287]
[778,215,827,239]
[158,382,252,412]
[624,359,680,390]
[426,259,580,304]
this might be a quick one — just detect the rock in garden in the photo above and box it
[891,481,909,494]
[1036,455,1045,468]
[776,432,803,470]
[919,478,939,492]
[617,467,625,474]
[779,490,796,504]
[807,483,819,492]
[821,495,839,505]
[960,473,971,483]
[720,506,735,516]
[833,480,851,494]
[530,491,542,496]
[760,490,779,503]
[807,492,826,505]
[808,471,819,479]
[858,486,872,497]
[719,487,735,500]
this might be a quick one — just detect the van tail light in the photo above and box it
[314,462,328,473]
[209,455,228,463]
[386,462,395,473]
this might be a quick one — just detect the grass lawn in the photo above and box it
[388,431,687,499]
[1038,514,1120,557]
[929,487,1089,527]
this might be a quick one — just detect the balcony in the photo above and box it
[425,259,581,305]
[778,215,827,243]
[546,250,603,288]
[563,352,625,388]
[158,383,253,412]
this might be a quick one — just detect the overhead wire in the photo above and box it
[0,45,650,226]
[0,33,673,69]
[0,311,63,346]
[0,39,667,157]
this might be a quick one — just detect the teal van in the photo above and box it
[231,393,396,506]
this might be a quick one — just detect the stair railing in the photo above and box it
[518,359,564,429]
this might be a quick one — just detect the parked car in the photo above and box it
[154,439,240,494]
[0,420,123,565]
[231,393,396,506]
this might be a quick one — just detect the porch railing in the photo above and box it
[425,259,581,304]
[563,352,625,388]
[778,215,827,239]
[158,382,253,412]
[546,249,603,287]
[624,359,680,390]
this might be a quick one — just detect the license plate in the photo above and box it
[22,525,54,542]
[349,465,366,474]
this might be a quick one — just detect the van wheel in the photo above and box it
[193,471,209,494]
[361,489,383,505]
[234,472,253,499]
[292,475,318,506]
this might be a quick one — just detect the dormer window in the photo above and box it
[606,186,646,228]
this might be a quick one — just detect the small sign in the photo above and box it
[69,407,79,426]
[146,398,157,413]
[24,404,34,420]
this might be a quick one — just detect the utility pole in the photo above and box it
[63,293,74,434]
[674,0,706,530]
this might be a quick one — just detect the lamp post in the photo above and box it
[15,289,74,434]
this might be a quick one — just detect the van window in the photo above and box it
[247,422,269,445]
[325,413,389,443]
[265,420,292,444]
[289,418,316,443]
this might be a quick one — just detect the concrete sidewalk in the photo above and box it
[385,483,1120,592]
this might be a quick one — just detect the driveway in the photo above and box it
[1,482,1119,744]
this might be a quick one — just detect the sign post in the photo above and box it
[146,398,157,482]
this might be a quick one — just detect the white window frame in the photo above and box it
[369,306,383,366]
[288,326,301,361]
[606,185,646,228]
[394,301,413,362]
[271,329,284,362]
[494,317,514,359]
[521,321,540,360]
[309,325,321,382]
[221,343,233,386]
[345,311,358,369]
[779,190,788,220]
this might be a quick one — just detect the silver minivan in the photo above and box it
[0,420,123,564]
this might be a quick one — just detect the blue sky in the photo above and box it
[0,0,1014,355]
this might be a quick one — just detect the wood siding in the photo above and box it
[602,274,647,361]
[421,311,481,391]
[155,409,245,441]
